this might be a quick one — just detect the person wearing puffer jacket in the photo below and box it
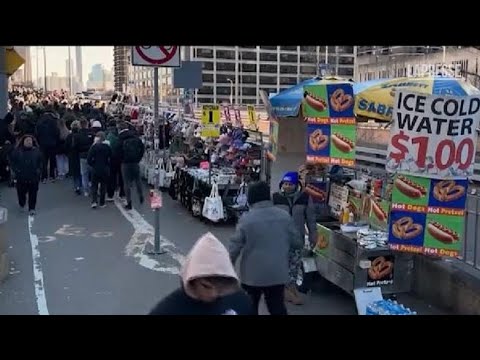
[272,171,318,306]
[149,232,254,315]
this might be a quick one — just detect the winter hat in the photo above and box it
[247,181,271,205]
[279,171,299,189]
[92,120,102,128]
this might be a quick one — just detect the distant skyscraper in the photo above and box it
[75,46,83,90]
[24,47,32,83]
[65,59,74,93]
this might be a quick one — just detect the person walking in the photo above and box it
[116,122,145,210]
[228,181,303,315]
[10,135,42,216]
[35,104,60,183]
[73,118,94,197]
[87,132,112,209]
[105,119,124,201]
[66,121,81,194]
[272,171,318,305]
[55,118,70,179]
[149,232,254,315]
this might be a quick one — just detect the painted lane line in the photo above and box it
[114,199,185,274]
[28,215,49,315]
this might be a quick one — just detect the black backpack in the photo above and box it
[122,136,144,163]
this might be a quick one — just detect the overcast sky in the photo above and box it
[31,46,113,80]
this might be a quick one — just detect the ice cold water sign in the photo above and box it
[386,91,480,179]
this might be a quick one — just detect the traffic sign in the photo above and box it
[201,105,221,138]
[247,105,258,130]
[131,46,181,67]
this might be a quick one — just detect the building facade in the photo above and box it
[126,46,356,105]
[75,46,83,91]
[356,46,480,88]
[113,46,130,92]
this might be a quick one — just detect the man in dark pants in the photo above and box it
[228,181,303,315]
[10,135,42,216]
[116,122,144,210]
[35,105,60,183]
[87,132,112,209]
[105,119,124,201]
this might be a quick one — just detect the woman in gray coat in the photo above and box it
[272,171,318,305]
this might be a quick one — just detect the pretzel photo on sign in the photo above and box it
[368,256,393,280]
[309,129,329,152]
[329,88,354,112]
[433,180,466,202]
[392,216,423,240]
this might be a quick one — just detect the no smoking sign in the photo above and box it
[132,46,181,67]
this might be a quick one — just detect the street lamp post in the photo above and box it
[36,47,40,88]
[43,47,47,92]
[227,78,234,104]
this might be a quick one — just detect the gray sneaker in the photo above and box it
[91,202,98,209]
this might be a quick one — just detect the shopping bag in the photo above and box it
[157,158,167,188]
[147,165,155,185]
[164,159,174,188]
[235,182,248,207]
[202,183,224,222]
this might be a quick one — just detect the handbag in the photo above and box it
[202,182,225,222]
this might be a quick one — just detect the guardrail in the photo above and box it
[356,146,480,270]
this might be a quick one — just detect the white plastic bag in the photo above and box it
[164,159,174,188]
[235,182,248,207]
[202,183,224,222]
[157,158,166,188]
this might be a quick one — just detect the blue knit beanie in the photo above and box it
[279,171,299,189]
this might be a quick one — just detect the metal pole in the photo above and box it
[36,47,39,88]
[149,66,166,256]
[43,47,47,92]
[443,46,446,64]
[68,46,72,94]
[0,47,8,119]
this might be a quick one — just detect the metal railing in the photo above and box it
[356,146,480,270]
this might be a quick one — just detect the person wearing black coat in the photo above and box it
[10,135,43,216]
[65,121,81,194]
[87,132,112,208]
[35,106,60,182]
[73,118,94,196]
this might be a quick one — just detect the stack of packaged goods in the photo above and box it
[366,299,417,315]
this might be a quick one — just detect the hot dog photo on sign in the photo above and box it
[386,91,480,179]
[303,85,329,117]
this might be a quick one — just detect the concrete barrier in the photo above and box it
[412,255,480,315]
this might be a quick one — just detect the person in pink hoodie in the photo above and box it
[149,232,254,315]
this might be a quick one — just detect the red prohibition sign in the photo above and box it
[135,46,178,65]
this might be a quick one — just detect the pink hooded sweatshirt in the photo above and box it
[181,232,239,291]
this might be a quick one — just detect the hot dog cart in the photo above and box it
[314,223,414,295]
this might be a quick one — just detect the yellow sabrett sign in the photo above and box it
[5,47,25,76]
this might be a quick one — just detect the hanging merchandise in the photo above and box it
[202,183,225,222]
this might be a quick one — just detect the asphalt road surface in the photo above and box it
[0,179,445,315]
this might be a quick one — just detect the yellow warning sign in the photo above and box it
[201,105,221,138]
[5,47,25,76]
[247,105,258,130]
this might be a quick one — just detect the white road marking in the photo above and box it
[91,231,114,238]
[74,257,85,261]
[114,199,185,274]
[37,236,57,243]
[28,215,49,315]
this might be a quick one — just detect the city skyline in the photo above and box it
[30,46,113,86]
